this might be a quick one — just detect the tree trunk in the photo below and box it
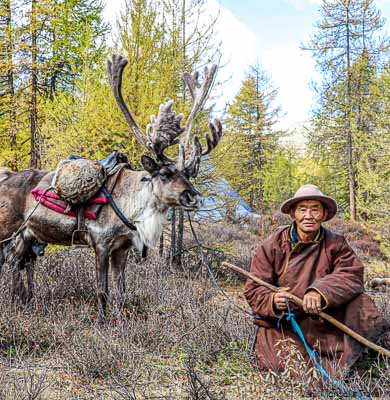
[174,1,187,268]
[30,0,40,169]
[345,6,357,221]
[347,131,357,221]
[169,208,177,266]
[174,208,184,267]
[5,0,17,170]
[254,68,264,215]
[159,232,164,257]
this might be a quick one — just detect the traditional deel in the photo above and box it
[244,224,385,373]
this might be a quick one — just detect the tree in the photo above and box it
[116,0,218,265]
[303,0,389,220]
[40,0,219,265]
[354,60,390,221]
[0,0,108,169]
[0,0,18,169]
[216,64,282,214]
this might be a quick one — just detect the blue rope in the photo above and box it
[278,301,342,388]
[278,301,371,399]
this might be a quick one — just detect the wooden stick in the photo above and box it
[222,261,390,358]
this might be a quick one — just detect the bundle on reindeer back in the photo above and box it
[49,149,129,211]
[52,158,106,208]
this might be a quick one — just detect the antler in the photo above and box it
[146,100,185,164]
[107,55,187,164]
[106,55,149,149]
[146,66,222,171]
[107,55,222,176]
[181,66,217,151]
[180,66,223,177]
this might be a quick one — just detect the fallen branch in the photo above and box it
[222,261,390,358]
[369,277,390,288]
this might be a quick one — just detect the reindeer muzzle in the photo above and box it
[180,189,201,210]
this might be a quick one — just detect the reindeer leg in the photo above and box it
[95,245,110,323]
[7,236,30,304]
[14,255,35,306]
[12,258,30,305]
[0,244,4,274]
[111,247,129,314]
[25,255,36,304]
[12,262,26,303]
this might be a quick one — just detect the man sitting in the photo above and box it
[244,184,384,372]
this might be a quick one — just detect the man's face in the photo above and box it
[292,200,327,234]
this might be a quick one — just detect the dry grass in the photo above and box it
[0,217,388,399]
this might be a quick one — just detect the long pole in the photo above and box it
[222,262,390,358]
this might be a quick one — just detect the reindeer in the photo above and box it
[0,55,222,321]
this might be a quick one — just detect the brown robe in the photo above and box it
[244,225,385,372]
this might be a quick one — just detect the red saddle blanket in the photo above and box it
[31,189,108,220]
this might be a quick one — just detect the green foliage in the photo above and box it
[34,0,218,169]
[0,0,108,170]
[215,64,282,213]
[0,0,387,226]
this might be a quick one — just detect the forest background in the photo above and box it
[0,0,389,224]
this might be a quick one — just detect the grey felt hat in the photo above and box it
[280,184,338,221]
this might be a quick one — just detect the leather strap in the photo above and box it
[101,186,137,231]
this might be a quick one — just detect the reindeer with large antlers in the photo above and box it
[0,55,222,320]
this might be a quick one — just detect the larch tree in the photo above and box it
[40,0,219,264]
[0,0,107,169]
[162,0,219,266]
[216,64,282,215]
[303,0,388,220]
[354,59,389,221]
[0,0,18,169]
[116,0,218,264]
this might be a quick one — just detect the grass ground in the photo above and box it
[0,218,388,399]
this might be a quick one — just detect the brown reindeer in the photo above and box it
[0,55,222,320]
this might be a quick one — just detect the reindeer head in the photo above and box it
[106,55,222,211]
[139,154,200,210]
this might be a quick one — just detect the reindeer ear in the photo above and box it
[140,155,158,174]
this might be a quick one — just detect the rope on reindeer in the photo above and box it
[0,187,53,245]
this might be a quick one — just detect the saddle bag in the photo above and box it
[52,158,106,205]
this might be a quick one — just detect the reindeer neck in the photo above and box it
[119,170,168,248]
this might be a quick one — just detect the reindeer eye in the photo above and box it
[159,172,170,181]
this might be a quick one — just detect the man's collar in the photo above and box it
[289,222,322,245]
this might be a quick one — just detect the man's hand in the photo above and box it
[273,288,290,311]
[303,290,322,315]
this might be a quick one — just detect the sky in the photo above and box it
[103,0,390,132]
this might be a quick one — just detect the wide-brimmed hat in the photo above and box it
[280,184,337,221]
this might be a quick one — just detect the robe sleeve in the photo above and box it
[306,238,364,309]
[244,242,280,318]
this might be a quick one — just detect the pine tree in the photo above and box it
[355,60,390,221]
[116,0,218,265]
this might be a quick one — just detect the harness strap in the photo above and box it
[101,187,137,231]
[77,206,85,233]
